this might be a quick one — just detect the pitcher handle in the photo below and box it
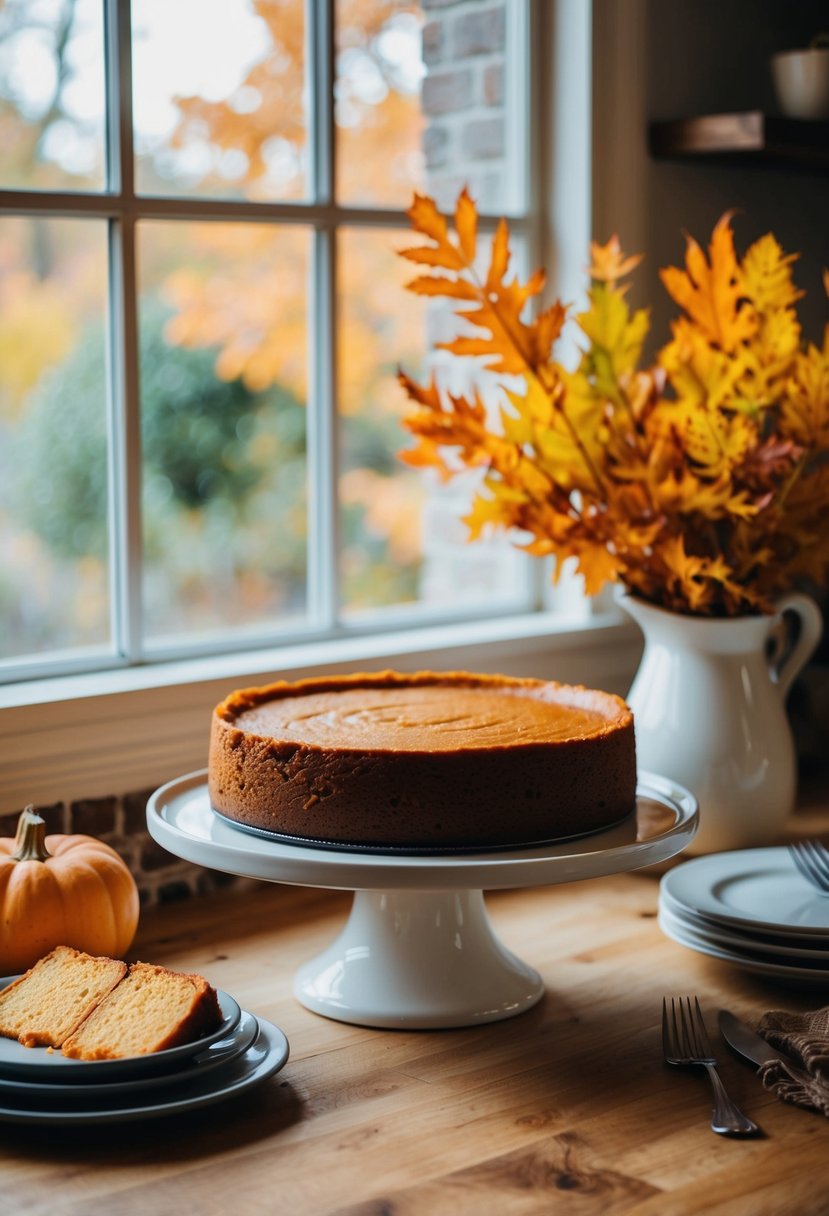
[771,593,823,700]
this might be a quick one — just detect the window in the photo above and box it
[0,2,635,815]
[0,0,541,685]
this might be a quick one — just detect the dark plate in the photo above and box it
[0,981,241,1082]
[0,1018,289,1125]
[210,804,637,855]
[0,1010,259,1100]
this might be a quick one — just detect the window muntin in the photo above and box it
[0,0,535,683]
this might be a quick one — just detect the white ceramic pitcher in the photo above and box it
[620,591,823,853]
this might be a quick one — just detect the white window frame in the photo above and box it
[0,0,641,815]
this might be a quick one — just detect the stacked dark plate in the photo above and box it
[0,980,289,1125]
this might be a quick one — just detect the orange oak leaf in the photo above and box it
[402,194,550,379]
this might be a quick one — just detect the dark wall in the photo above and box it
[636,0,828,350]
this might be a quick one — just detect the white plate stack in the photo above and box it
[659,847,829,984]
[0,983,289,1125]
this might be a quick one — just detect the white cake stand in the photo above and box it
[147,770,697,1029]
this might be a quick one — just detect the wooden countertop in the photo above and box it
[5,788,829,1216]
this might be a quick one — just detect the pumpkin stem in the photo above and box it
[12,805,52,863]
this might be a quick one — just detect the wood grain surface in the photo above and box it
[2,788,829,1216]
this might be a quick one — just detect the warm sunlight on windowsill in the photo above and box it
[0,611,642,816]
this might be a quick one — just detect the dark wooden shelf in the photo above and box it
[649,111,829,170]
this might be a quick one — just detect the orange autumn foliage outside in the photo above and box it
[398,191,829,617]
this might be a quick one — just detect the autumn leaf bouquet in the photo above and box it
[397,191,829,617]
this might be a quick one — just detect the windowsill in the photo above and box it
[0,607,609,709]
[0,610,642,814]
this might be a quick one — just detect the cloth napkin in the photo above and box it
[756,1005,829,1116]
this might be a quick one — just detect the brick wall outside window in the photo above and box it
[421,1,511,213]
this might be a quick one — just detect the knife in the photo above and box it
[718,1010,793,1069]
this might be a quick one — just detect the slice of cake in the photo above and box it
[0,945,127,1048]
[208,669,637,849]
[61,961,223,1060]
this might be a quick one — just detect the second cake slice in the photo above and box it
[61,961,223,1060]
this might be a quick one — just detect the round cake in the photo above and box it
[207,670,636,849]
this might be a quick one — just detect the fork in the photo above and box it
[662,996,759,1136]
[789,840,829,895]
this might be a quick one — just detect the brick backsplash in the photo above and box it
[0,792,258,907]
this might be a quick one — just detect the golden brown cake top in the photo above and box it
[214,670,632,754]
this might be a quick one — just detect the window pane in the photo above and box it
[0,217,110,661]
[137,220,310,645]
[338,226,528,616]
[132,0,307,201]
[0,0,106,192]
[335,1,425,207]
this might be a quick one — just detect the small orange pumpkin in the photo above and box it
[0,806,140,974]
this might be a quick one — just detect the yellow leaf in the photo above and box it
[779,341,829,448]
[659,320,751,410]
[671,399,757,477]
[659,213,756,353]
[463,488,515,540]
[575,543,625,596]
[499,393,534,447]
[577,283,649,380]
[543,370,608,487]
[738,308,801,406]
[741,233,803,314]
[588,235,643,284]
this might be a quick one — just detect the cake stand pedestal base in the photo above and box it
[293,888,543,1029]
